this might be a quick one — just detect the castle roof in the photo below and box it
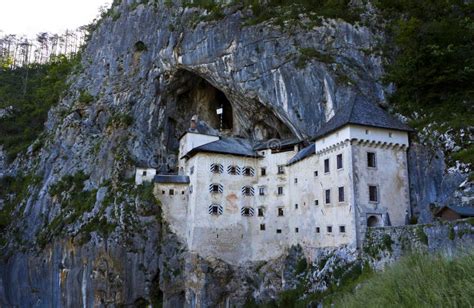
[287,143,315,166]
[312,96,414,140]
[154,175,190,184]
[182,137,261,159]
[436,205,474,217]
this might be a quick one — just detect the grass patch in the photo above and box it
[334,252,474,307]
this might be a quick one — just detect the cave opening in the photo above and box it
[160,69,294,152]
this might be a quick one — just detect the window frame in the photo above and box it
[339,225,346,233]
[325,189,331,204]
[367,152,377,168]
[338,186,345,203]
[336,153,343,170]
[278,207,284,217]
[369,185,378,203]
[258,186,266,196]
[261,167,267,176]
[277,186,284,195]
[327,226,333,233]
[324,158,330,173]
[277,165,285,174]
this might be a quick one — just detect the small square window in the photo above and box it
[324,159,330,173]
[211,206,219,215]
[261,167,266,176]
[314,171,318,177]
[259,186,265,196]
[294,178,298,184]
[276,229,282,234]
[295,228,299,233]
[278,165,285,174]
[316,227,320,233]
[258,207,264,217]
[327,226,333,233]
[260,224,266,231]
[142,171,147,176]
[369,185,378,202]
[325,189,331,204]
[211,184,220,193]
[169,189,174,195]
[162,190,165,195]
[182,190,185,195]
[278,208,284,216]
[337,154,343,169]
[278,186,284,195]
[338,186,345,202]
[295,204,298,209]
[367,152,376,168]
[314,200,319,206]
[339,226,346,233]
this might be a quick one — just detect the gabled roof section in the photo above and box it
[154,175,190,184]
[312,96,414,140]
[253,138,302,151]
[182,137,261,159]
[287,144,315,166]
[437,206,474,217]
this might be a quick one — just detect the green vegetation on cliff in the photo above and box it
[335,252,474,307]
[0,54,80,162]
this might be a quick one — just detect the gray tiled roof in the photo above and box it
[312,96,414,140]
[287,144,315,166]
[253,138,301,150]
[445,206,474,217]
[182,137,261,159]
[154,175,190,184]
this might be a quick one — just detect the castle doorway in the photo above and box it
[367,215,382,227]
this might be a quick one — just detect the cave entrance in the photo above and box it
[160,69,294,152]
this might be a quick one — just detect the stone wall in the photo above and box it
[363,219,474,270]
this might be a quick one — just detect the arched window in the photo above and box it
[210,163,223,174]
[241,207,254,217]
[209,183,223,194]
[209,204,223,215]
[367,215,381,227]
[227,165,240,175]
[242,166,255,176]
[242,186,254,196]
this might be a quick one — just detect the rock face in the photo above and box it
[0,1,468,307]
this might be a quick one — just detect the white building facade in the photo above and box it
[144,99,413,265]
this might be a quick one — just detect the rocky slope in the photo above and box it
[0,1,467,306]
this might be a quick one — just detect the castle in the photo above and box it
[136,98,413,264]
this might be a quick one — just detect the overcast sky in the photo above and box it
[0,0,110,38]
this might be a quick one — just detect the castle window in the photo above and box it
[258,207,265,217]
[314,200,319,206]
[260,224,266,231]
[337,154,343,169]
[367,152,376,168]
[228,165,240,175]
[389,132,393,138]
[316,227,320,233]
[182,190,185,195]
[295,228,299,233]
[242,186,254,196]
[277,186,284,195]
[162,190,165,195]
[369,185,378,202]
[209,183,223,194]
[314,171,318,177]
[324,158,330,173]
[365,129,369,135]
[327,226,333,233]
[169,189,174,195]
[294,178,298,184]
[243,167,255,176]
[209,204,223,215]
[259,186,266,196]
[295,204,298,209]
[277,165,285,174]
[339,225,346,233]
[276,229,282,234]
[189,186,193,194]
[190,166,194,175]
[210,163,223,174]
[261,167,267,176]
[325,189,331,204]
[241,207,254,217]
[278,208,284,216]
[338,186,345,202]
[142,170,147,176]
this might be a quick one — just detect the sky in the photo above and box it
[0,0,111,38]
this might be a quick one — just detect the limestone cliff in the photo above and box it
[0,1,466,306]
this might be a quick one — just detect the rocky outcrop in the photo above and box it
[0,0,468,306]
